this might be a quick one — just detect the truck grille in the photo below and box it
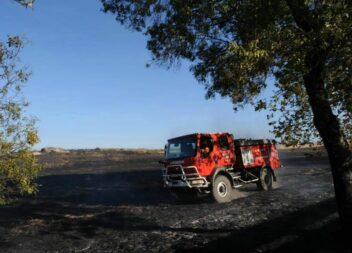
[167,166,182,175]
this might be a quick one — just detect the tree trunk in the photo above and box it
[286,0,352,230]
[304,48,352,229]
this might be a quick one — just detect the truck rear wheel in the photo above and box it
[257,167,273,191]
[212,175,232,203]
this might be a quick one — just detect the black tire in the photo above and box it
[257,167,273,191]
[212,175,232,203]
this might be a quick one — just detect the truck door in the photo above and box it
[218,134,232,166]
[198,135,216,175]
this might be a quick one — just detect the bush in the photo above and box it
[0,36,40,204]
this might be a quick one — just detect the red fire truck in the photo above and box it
[160,133,281,202]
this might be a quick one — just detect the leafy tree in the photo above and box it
[14,0,35,8]
[0,36,40,204]
[102,0,352,228]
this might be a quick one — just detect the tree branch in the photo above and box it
[285,0,317,32]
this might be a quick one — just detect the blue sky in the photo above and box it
[0,0,274,149]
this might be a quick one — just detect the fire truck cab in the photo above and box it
[160,133,281,203]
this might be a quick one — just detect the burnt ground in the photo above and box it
[0,148,351,252]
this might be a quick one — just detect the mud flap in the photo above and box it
[270,168,277,182]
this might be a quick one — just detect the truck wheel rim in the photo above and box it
[217,182,227,197]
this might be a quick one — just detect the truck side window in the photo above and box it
[219,136,229,150]
[200,136,214,156]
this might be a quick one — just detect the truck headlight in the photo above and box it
[191,179,204,185]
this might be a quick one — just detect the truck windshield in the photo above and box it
[166,136,197,160]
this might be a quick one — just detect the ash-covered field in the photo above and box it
[0,148,350,252]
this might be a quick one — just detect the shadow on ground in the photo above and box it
[34,170,211,206]
[0,197,349,252]
[176,199,350,252]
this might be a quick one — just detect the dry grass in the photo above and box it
[37,148,163,172]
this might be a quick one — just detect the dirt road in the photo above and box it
[0,149,349,252]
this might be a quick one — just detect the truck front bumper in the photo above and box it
[162,165,209,188]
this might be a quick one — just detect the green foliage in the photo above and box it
[0,36,40,204]
[14,0,35,8]
[102,0,352,145]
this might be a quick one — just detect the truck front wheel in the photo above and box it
[212,175,232,203]
[257,167,273,191]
